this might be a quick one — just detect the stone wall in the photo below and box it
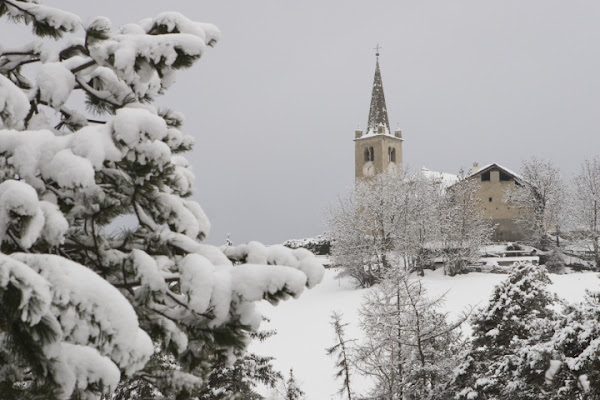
[471,167,526,242]
[354,133,403,179]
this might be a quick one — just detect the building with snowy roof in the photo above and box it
[353,53,526,242]
[465,163,526,241]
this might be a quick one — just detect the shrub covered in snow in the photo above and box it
[0,3,323,399]
[283,234,331,256]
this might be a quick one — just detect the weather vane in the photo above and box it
[374,43,381,57]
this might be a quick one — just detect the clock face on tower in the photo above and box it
[363,161,374,177]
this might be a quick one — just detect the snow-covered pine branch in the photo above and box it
[0,4,323,399]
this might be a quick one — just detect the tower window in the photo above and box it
[388,147,396,163]
[364,146,374,163]
[489,197,493,202]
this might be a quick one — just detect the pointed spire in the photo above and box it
[367,50,390,135]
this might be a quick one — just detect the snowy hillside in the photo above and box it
[251,266,600,399]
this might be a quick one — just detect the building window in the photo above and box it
[489,197,493,202]
[388,147,396,163]
[499,170,512,181]
[364,146,374,163]
[481,171,490,181]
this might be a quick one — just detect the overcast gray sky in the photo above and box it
[3,1,600,245]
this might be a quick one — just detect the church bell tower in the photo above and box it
[354,49,403,180]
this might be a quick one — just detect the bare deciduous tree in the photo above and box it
[505,157,564,249]
[567,157,600,268]
[354,268,466,399]
[440,174,494,275]
[327,168,492,284]
[327,169,410,286]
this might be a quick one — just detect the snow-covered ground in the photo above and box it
[251,266,600,399]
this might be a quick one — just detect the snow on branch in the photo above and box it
[223,241,325,288]
[0,73,30,129]
[12,253,154,375]
[0,5,323,398]
[2,0,81,38]
[0,180,68,249]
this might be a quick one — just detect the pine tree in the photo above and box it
[284,369,304,400]
[543,290,600,398]
[544,246,566,273]
[326,311,355,400]
[195,329,282,400]
[453,263,559,399]
[0,2,324,399]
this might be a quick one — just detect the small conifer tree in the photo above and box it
[327,311,355,400]
[453,264,559,399]
[543,290,600,398]
[284,369,305,400]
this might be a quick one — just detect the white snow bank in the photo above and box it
[252,267,600,400]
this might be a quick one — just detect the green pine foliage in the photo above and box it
[196,353,282,400]
[0,0,77,39]
[453,264,560,399]
[0,3,323,399]
[544,291,600,398]
[194,329,282,400]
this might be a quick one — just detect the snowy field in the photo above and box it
[251,266,600,399]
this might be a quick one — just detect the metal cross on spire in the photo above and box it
[374,43,381,57]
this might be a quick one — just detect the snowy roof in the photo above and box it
[354,129,403,141]
[420,167,459,188]
[467,163,523,181]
